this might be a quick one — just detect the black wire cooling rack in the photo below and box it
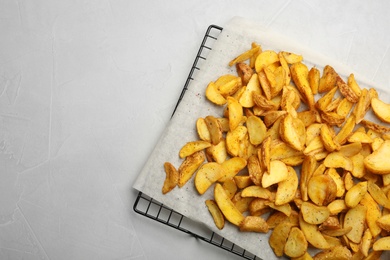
[133,25,260,260]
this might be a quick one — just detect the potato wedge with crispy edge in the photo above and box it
[239,215,269,233]
[269,220,294,257]
[178,151,205,187]
[301,201,330,225]
[308,174,337,206]
[367,180,390,209]
[204,115,223,146]
[246,115,267,145]
[308,67,320,95]
[318,65,338,93]
[214,183,244,226]
[320,124,340,152]
[323,152,353,172]
[205,199,225,230]
[344,181,367,208]
[312,245,352,260]
[179,140,211,158]
[262,160,289,188]
[364,140,390,175]
[255,50,279,73]
[229,44,261,67]
[247,155,263,186]
[219,157,247,182]
[241,185,272,200]
[371,97,390,123]
[344,204,367,244]
[275,166,299,205]
[226,125,247,157]
[284,227,308,258]
[373,236,390,251]
[239,73,262,108]
[195,162,225,195]
[205,81,227,105]
[206,138,227,164]
[280,113,306,151]
[162,162,179,194]
[236,62,254,85]
[299,213,330,250]
[290,62,315,109]
[227,96,244,131]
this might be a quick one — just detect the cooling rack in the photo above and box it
[133,24,260,260]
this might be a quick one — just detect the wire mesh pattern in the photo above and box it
[133,25,260,259]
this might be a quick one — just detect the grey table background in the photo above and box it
[1,1,389,259]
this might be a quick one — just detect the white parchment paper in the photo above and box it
[133,17,390,259]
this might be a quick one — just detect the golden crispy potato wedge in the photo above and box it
[360,228,373,257]
[219,157,247,182]
[247,155,263,186]
[300,156,316,201]
[281,51,303,64]
[162,162,179,194]
[338,142,362,157]
[178,151,205,187]
[222,178,237,199]
[218,76,242,97]
[367,180,390,209]
[361,119,390,134]
[246,115,267,145]
[301,201,330,225]
[308,67,320,95]
[373,236,390,251]
[232,191,254,213]
[255,50,279,73]
[196,118,211,142]
[275,166,299,205]
[318,65,338,93]
[353,88,370,124]
[229,44,261,67]
[204,115,223,146]
[336,98,354,118]
[239,73,262,108]
[335,115,356,145]
[326,168,345,197]
[312,245,352,260]
[290,62,315,109]
[284,227,308,258]
[308,174,337,206]
[214,183,245,226]
[299,213,330,250]
[327,199,347,215]
[266,211,290,229]
[206,138,227,164]
[241,185,272,200]
[226,125,247,157]
[344,181,367,208]
[205,199,225,230]
[234,175,253,189]
[348,131,373,143]
[262,160,289,188]
[320,111,345,127]
[227,96,244,131]
[337,75,359,103]
[324,152,353,172]
[344,204,367,244]
[239,215,269,233]
[320,124,340,152]
[371,97,390,123]
[236,62,254,85]
[298,110,318,127]
[377,214,390,231]
[364,140,390,175]
[179,140,211,158]
[269,221,294,257]
[350,153,366,178]
[347,73,362,97]
[205,81,227,105]
[195,162,224,194]
[267,201,293,217]
[280,113,306,151]
[316,87,338,112]
[263,110,287,127]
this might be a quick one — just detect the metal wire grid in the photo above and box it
[133,25,260,260]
